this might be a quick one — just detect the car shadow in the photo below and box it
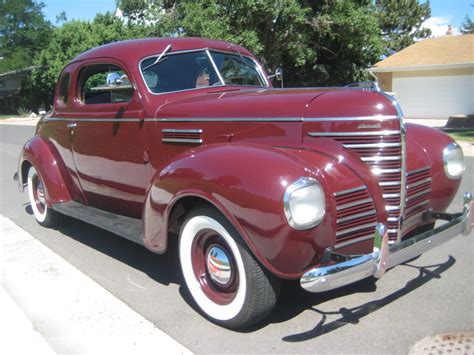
[29,207,183,286]
[26,203,455,336]
[277,257,455,341]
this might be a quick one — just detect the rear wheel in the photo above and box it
[27,166,62,227]
[179,207,280,329]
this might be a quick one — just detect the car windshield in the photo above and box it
[139,49,267,94]
[208,51,266,87]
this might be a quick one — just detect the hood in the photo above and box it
[155,87,339,119]
[155,87,397,121]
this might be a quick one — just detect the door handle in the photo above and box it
[66,123,77,129]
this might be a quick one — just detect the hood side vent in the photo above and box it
[162,129,203,144]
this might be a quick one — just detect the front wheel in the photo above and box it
[179,207,280,329]
[27,166,62,227]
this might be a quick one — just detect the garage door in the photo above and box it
[392,69,474,119]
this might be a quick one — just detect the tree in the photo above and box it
[460,15,474,34]
[151,0,383,86]
[0,0,52,73]
[375,0,431,53]
[28,12,149,109]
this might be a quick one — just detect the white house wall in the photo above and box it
[392,68,474,119]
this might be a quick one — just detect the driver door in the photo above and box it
[69,59,150,218]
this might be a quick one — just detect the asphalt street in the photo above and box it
[1,124,473,354]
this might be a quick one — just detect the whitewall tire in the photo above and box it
[27,166,62,227]
[179,207,280,329]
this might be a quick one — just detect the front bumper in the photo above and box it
[301,192,473,293]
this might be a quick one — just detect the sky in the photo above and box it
[41,0,474,37]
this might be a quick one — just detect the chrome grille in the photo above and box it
[310,130,403,241]
[404,166,431,221]
[334,185,377,248]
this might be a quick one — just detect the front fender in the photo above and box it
[143,142,373,279]
[405,123,462,211]
[18,136,72,206]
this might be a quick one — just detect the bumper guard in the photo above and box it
[301,192,473,293]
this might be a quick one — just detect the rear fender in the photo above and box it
[19,136,72,205]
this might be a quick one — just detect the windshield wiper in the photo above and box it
[142,44,172,71]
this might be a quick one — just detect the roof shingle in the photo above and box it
[372,34,474,71]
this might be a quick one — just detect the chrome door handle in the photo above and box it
[66,123,77,128]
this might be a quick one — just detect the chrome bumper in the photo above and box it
[301,192,473,293]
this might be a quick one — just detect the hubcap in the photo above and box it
[206,245,232,286]
[36,179,46,205]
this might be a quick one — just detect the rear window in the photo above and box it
[57,72,70,105]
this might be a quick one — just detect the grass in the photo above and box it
[443,129,474,143]
[0,114,30,120]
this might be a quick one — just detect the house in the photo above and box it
[0,66,35,114]
[370,34,474,119]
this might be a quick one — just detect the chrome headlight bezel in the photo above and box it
[283,177,326,230]
[443,142,465,180]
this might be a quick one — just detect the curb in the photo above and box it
[1,215,192,355]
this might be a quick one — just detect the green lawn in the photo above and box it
[0,114,28,120]
[444,129,474,143]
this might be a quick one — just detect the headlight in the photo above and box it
[284,177,325,230]
[443,142,465,180]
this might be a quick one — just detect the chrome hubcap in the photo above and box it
[36,179,46,205]
[206,245,232,286]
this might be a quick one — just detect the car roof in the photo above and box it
[71,37,255,64]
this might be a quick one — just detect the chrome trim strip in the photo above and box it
[304,115,398,122]
[337,210,376,224]
[335,234,374,249]
[372,168,402,174]
[336,198,373,211]
[407,177,432,190]
[383,193,400,198]
[336,222,378,237]
[386,205,400,211]
[334,185,367,197]
[43,117,141,122]
[379,181,401,187]
[162,129,203,133]
[406,166,430,177]
[387,217,400,222]
[308,130,400,137]
[406,188,431,202]
[154,117,303,122]
[45,116,306,123]
[404,200,429,215]
[162,138,203,144]
[343,142,401,149]
[361,156,401,162]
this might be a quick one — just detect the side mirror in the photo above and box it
[106,72,123,87]
[268,68,283,88]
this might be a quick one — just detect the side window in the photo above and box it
[79,64,133,104]
[58,72,70,105]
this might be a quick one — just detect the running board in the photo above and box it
[52,201,144,246]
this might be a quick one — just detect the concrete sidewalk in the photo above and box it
[0,116,41,126]
[1,215,192,355]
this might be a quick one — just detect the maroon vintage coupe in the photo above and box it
[15,38,472,329]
